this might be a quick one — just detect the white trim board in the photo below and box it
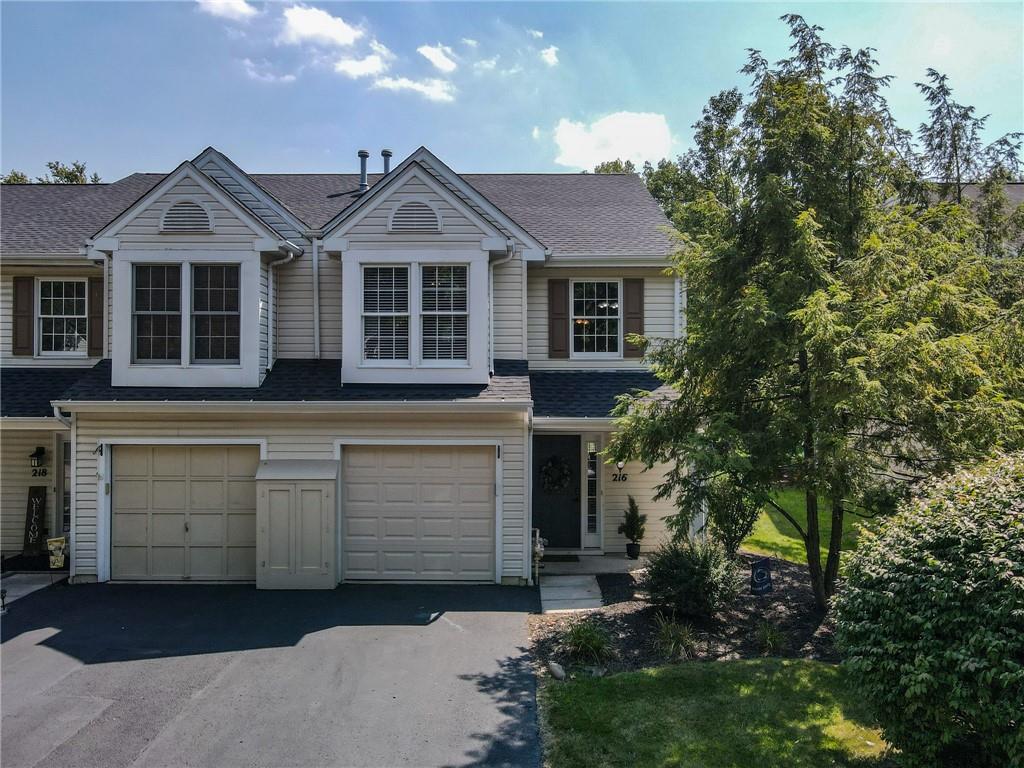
[332,438,504,584]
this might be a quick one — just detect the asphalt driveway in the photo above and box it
[1,582,540,768]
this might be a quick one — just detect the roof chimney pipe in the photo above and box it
[381,148,393,175]
[357,149,369,192]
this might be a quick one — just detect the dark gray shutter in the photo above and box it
[623,278,644,358]
[547,279,569,359]
[88,277,104,357]
[12,276,34,355]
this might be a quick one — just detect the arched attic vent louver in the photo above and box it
[161,200,212,233]
[389,201,441,233]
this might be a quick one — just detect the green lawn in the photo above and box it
[541,659,890,768]
[742,488,865,564]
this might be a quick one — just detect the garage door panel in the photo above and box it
[112,445,258,581]
[343,445,495,582]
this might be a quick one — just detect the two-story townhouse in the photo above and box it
[0,145,686,587]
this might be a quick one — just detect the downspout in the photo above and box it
[53,405,71,428]
[267,241,301,370]
[489,239,515,374]
[310,235,321,359]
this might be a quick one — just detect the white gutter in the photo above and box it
[52,406,72,428]
[50,400,532,415]
[266,243,300,369]
[1,416,67,430]
[488,239,515,374]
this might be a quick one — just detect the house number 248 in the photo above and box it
[611,472,629,482]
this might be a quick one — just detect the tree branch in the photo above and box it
[763,495,809,541]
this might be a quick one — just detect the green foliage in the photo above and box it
[703,477,764,556]
[609,14,1024,609]
[617,495,647,544]
[641,539,742,619]
[832,453,1024,767]
[652,612,697,660]
[593,158,637,174]
[562,619,616,663]
[2,161,101,184]
[755,621,786,656]
[541,659,890,767]
[1,169,29,183]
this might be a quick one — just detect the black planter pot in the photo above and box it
[626,542,641,559]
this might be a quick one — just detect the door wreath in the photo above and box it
[540,455,572,493]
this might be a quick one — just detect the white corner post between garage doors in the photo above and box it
[333,439,504,585]
[93,438,269,583]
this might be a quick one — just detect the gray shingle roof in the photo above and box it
[54,359,531,405]
[529,369,673,418]
[3,168,674,257]
[1,367,89,417]
[1,174,161,254]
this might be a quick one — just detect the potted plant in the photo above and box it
[618,495,647,559]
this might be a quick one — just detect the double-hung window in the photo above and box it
[421,265,468,361]
[38,279,88,354]
[132,265,181,363]
[191,265,240,363]
[572,280,621,356]
[362,266,410,361]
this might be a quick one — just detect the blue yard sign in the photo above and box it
[750,557,773,595]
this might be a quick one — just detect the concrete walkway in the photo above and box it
[1,573,66,609]
[539,575,602,613]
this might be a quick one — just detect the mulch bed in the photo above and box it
[529,553,838,675]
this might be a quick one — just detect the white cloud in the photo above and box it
[196,0,258,22]
[540,45,559,66]
[242,58,297,83]
[527,28,544,39]
[553,112,673,170]
[372,76,456,103]
[462,38,479,48]
[531,126,541,140]
[474,56,498,71]
[334,39,392,78]
[417,44,457,73]
[279,5,362,47]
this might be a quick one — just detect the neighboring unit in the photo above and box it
[0,145,687,587]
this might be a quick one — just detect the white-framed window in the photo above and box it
[421,264,468,361]
[571,279,622,357]
[362,265,410,361]
[132,264,182,364]
[37,279,88,355]
[191,264,240,364]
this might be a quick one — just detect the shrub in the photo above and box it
[832,453,1024,768]
[652,612,697,659]
[704,478,764,556]
[617,495,647,544]
[755,621,785,656]
[562,619,615,662]
[641,538,743,619]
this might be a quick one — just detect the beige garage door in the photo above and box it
[342,445,495,581]
[112,445,259,580]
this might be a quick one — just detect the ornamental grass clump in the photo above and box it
[832,453,1024,768]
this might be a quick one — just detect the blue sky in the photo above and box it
[2,1,1021,180]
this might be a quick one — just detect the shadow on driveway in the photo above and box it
[1,581,540,664]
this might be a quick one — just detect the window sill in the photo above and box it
[569,353,624,361]
[35,352,92,359]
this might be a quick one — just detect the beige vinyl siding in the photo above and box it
[492,256,525,359]
[1,428,66,553]
[259,261,269,377]
[275,256,314,358]
[71,411,528,581]
[601,457,677,552]
[343,174,490,249]
[319,252,342,359]
[116,177,261,249]
[1,270,103,367]
[526,266,677,369]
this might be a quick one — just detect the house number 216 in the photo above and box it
[611,472,629,482]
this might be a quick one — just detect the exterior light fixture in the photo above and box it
[616,460,626,470]
[29,447,46,468]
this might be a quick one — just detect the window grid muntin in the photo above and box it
[362,265,410,361]
[132,264,182,363]
[38,280,88,354]
[191,264,240,363]
[572,280,621,355]
[586,440,599,534]
[421,265,468,361]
